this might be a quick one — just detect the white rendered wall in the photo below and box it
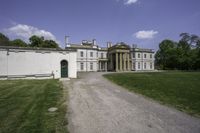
[0,48,77,79]
[77,49,98,72]
[132,52,154,71]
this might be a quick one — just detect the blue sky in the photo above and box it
[0,0,200,50]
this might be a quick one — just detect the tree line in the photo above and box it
[155,33,200,70]
[0,32,59,48]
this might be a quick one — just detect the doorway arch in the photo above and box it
[61,60,68,78]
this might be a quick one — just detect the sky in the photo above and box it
[0,0,200,50]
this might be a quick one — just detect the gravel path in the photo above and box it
[62,72,200,133]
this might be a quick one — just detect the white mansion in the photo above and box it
[0,38,154,79]
[66,39,154,72]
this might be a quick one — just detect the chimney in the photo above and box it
[92,39,97,45]
[107,42,112,48]
[65,36,70,47]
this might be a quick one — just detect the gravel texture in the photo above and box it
[62,72,200,133]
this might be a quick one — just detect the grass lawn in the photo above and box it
[0,79,68,133]
[104,72,200,116]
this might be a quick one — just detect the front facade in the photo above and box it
[66,40,155,72]
[0,46,77,79]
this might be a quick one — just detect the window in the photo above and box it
[132,53,135,58]
[150,54,152,58]
[144,62,146,69]
[90,62,93,70]
[101,53,104,58]
[80,62,84,70]
[138,62,140,69]
[80,51,84,57]
[90,52,93,57]
[144,54,146,58]
[150,62,153,69]
[133,63,135,69]
[138,53,140,58]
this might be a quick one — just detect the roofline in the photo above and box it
[0,46,77,52]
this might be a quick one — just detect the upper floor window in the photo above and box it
[132,53,135,58]
[101,53,104,58]
[80,51,84,57]
[150,54,152,58]
[144,54,147,58]
[90,52,93,57]
[138,53,140,58]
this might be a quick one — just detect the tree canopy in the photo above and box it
[0,32,59,48]
[155,33,200,70]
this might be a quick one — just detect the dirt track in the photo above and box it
[62,72,200,133]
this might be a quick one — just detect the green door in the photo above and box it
[61,60,68,78]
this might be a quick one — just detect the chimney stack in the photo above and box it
[92,39,97,45]
[107,42,112,48]
[65,36,70,47]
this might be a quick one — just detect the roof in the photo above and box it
[132,48,154,53]
[0,46,77,52]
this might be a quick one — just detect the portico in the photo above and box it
[108,43,131,71]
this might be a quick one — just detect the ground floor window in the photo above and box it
[90,62,93,70]
[80,62,84,70]
[144,62,146,69]
[138,62,140,69]
[150,62,152,69]
[132,63,135,69]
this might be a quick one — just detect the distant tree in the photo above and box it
[42,40,59,48]
[155,39,177,69]
[176,40,192,70]
[10,39,27,47]
[29,35,44,47]
[29,35,59,48]
[0,33,10,46]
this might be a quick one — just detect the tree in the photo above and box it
[42,40,59,48]
[29,35,59,48]
[0,33,10,46]
[155,39,177,69]
[29,35,44,47]
[10,39,27,47]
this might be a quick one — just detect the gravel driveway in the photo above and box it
[62,72,200,133]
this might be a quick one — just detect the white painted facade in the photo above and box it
[0,47,77,79]
[132,49,154,71]
[77,49,98,72]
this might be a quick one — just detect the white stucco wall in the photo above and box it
[77,49,98,72]
[0,48,77,79]
[132,52,154,71]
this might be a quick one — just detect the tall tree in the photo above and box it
[155,39,177,69]
[0,33,10,46]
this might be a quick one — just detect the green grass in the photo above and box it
[104,72,200,116]
[0,79,68,133]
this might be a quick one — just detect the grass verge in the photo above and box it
[104,72,200,116]
[0,79,68,133]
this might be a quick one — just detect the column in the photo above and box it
[116,53,118,71]
[110,54,113,70]
[99,61,101,71]
[124,53,127,71]
[105,61,107,71]
[127,53,130,71]
[120,53,122,71]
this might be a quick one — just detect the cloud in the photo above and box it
[124,0,138,5]
[134,30,158,39]
[4,24,60,44]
